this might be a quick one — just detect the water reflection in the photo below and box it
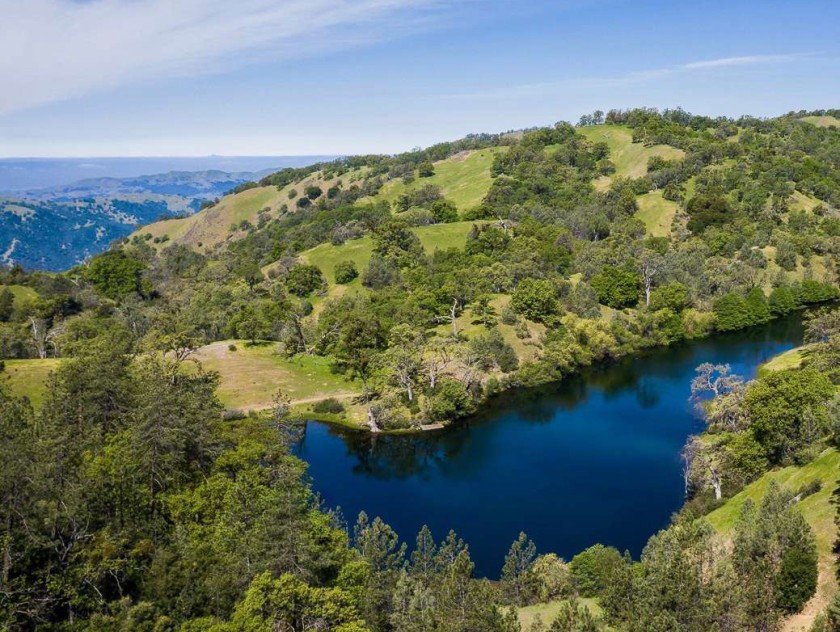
[294,312,808,577]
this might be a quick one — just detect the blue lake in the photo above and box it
[295,315,805,577]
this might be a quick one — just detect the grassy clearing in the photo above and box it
[2,284,39,305]
[371,148,505,211]
[789,190,823,213]
[293,221,480,284]
[193,341,359,412]
[3,358,59,409]
[635,190,678,237]
[800,116,840,128]
[516,598,603,630]
[578,125,684,189]
[706,449,839,630]
[758,345,809,374]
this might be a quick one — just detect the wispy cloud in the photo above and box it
[681,54,802,69]
[0,0,447,114]
[444,53,808,101]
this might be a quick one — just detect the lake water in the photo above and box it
[295,315,805,577]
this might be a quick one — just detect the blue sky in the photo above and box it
[1,0,838,157]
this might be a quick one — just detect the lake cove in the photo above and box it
[294,314,806,578]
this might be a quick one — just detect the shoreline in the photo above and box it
[295,301,834,436]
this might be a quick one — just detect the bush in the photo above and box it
[296,196,311,209]
[312,398,346,415]
[713,293,752,331]
[361,255,400,289]
[228,344,237,352]
[511,278,558,322]
[569,544,623,597]
[590,266,640,309]
[305,185,323,200]
[426,378,474,422]
[649,283,688,312]
[468,329,519,372]
[418,161,435,177]
[775,540,818,613]
[286,264,326,297]
[686,193,732,234]
[334,260,359,284]
[769,285,798,315]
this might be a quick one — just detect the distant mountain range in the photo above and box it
[0,157,335,270]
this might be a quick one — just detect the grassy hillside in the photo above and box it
[578,125,684,190]
[269,221,480,283]
[370,148,505,211]
[707,449,839,631]
[136,167,368,251]
[801,115,840,128]
[193,341,360,412]
[3,358,59,409]
[635,190,679,237]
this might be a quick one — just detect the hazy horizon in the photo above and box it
[0,155,337,192]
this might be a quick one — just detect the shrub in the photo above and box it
[769,285,798,315]
[775,539,818,613]
[511,278,558,322]
[569,544,623,597]
[590,266,640,309]
[286,264,326,297]
[312,398,346,415]
[334,260,359,284]
[713,293,752,331]
[296,196,311,208]
[686,193,732,234]
[305,185,323,200]
[228,344,237,352]
[426,378,474,422]
[649,283,688,312]
[418,161,435,177]
[468,329,519,372]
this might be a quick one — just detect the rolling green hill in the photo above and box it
[578,124,685,189]
[801,115,840,128]
[369,147,506,211]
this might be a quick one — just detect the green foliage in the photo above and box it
[769,285,798,315]
[418,161,435,178]
[686,194,732,234]
[569,544,623,598]
[0,287,14,322]
[305,185,324,200]
[511,278,558,322]
[590,266,640,309]
[426,378,474,422]
[775,538,818,613]
[286,263,326,296]
[744,369,835,462]
[468,329,518,372]
[713,293,753,331]
[84,250,147,299]
[501,531,537,605]
[745,287,771,325]
[334,260,359,284]
[649,282,688,312]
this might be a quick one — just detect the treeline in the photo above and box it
[2,309,837,629]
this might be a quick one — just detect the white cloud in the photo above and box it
[0,0,443,113]
[444,53,807,101]
[681,54,801,69]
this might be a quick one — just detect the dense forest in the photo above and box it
[1,108,839,629]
